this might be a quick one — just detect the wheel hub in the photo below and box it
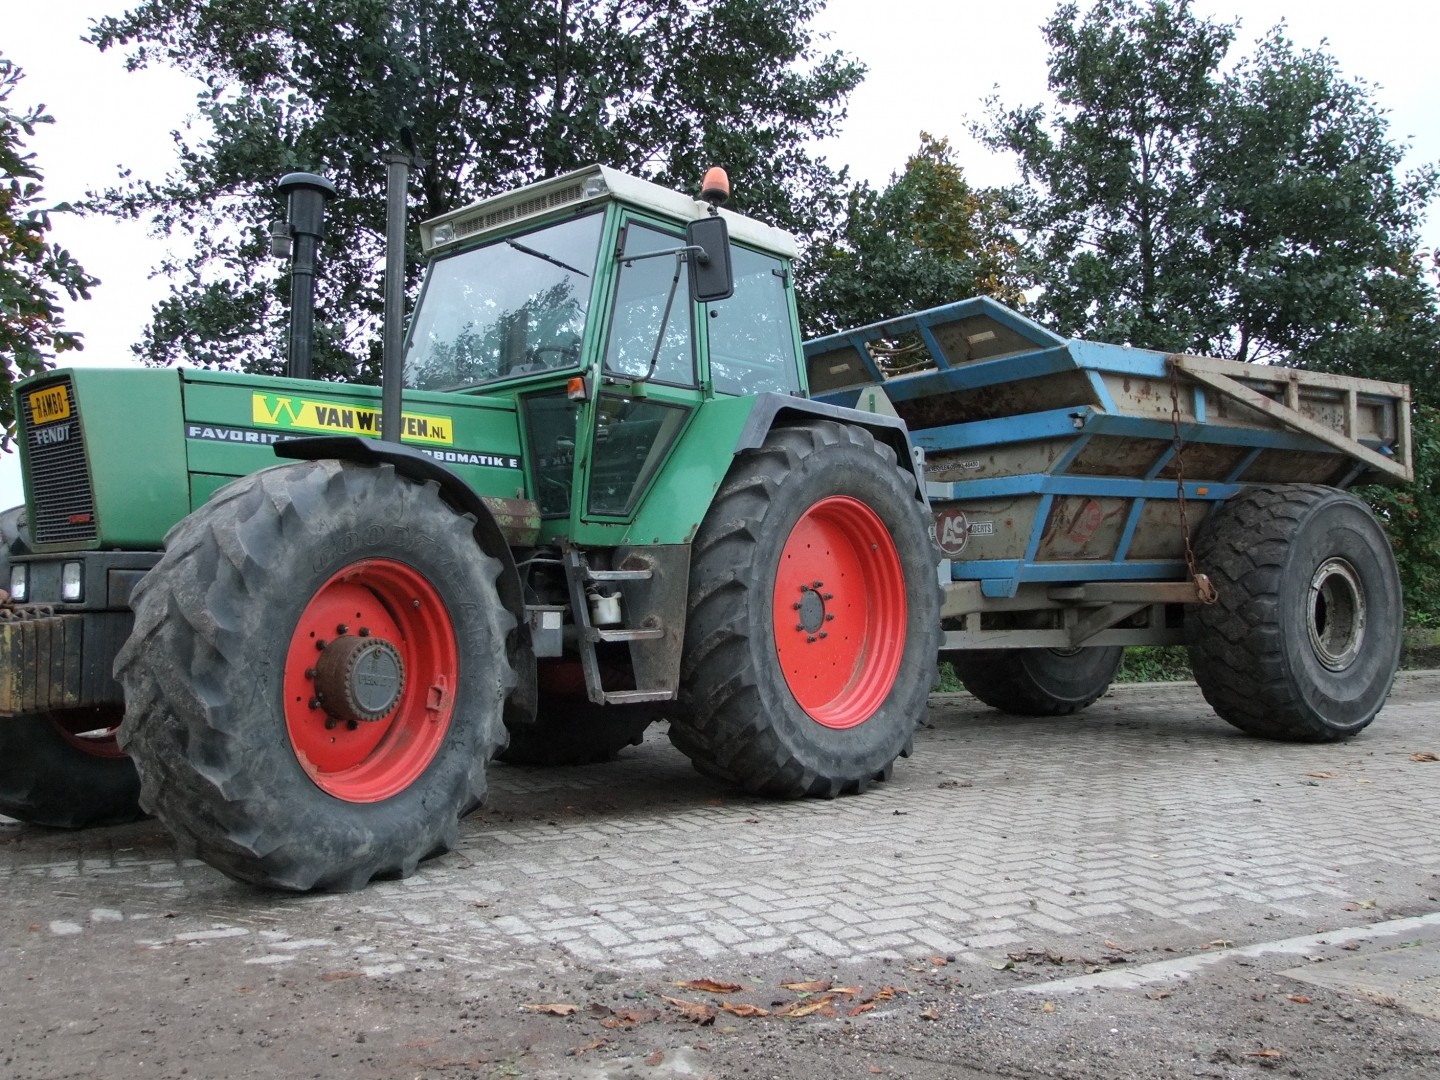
[797,584,827,634]
[1308,557,1366,672]
[313,634,406,725]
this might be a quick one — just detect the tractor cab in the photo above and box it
[404,165,806,545]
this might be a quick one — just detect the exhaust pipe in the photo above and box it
[275,172,337,381]
[380,152,409,443]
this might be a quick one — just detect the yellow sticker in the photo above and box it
[28,385,70,426]
[250,393,453,446]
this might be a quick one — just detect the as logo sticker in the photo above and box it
[933,508,970,557]
[251,393,453,446]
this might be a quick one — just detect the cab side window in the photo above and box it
[707,247,800,396]
[604,223,696,387]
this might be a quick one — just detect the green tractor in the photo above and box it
[0,164,942,890]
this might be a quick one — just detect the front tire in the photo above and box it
[670,421,941,798]
[116,460,515,891]
[947,647,1123,716]
[1187,485,1401,741]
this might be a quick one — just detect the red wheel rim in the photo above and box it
[772,496,907,728]
[283,559,457,802]
[51,708,126,760]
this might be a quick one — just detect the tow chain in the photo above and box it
[1169,358,1218,604]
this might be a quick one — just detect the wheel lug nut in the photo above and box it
[826,613,835,621]
[813,580,823,588]
[304,667,317,679]
[336,623,348,634]
[792,602,802,610]
[309,696,323,709]
[823,593,833,600]
[324,717,338,730]
[796,623,805,632]
[819,632,828,639]
[358,627,370,637]
[806,635,816,643]
[316,638,326,651]
[346,719,359,731]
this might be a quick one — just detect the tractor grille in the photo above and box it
[21,378,98,545]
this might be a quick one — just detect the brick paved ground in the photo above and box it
[4,673,1438,982]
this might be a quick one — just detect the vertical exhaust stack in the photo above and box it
[276,172,337,381]
[380,152,410,443]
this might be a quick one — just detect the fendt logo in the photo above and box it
[251,393,454,446]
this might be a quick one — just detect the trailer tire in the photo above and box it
[946,647,1124,716]
[116,460,515,891]
[1187,485,1401,741]
[0,708,143,828]
[670,420,941,798]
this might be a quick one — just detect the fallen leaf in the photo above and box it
[831,986,863,999]
[661,996,717,1025]
[321,971,364,982]
[1340,942,1361,951]
[870,1067,883,1075]
[1042,1002,1055,1012]
[1200,943,1210,950]
[566,1036,608,1057]
[721,1002,769,1018]
[674,978,742,994]
[520,1003,578,1016]
[780,979,831,993]
[1288,995,1312,1004]
[695,1043,710,1051]
[1147,990,1171,1000]
[1343,903,1359,911]
[645,1050,664,1066]
[874,986,908,1000]
[848,1002,876,1017]
[991,960,1016,970]
[778,994,837,1018]
[1304,771,1341,779]
[1244,1049,1284,1058]
[1103,940,1132,953]
[1410,751,1439,762]
[1210,940,1234,948]
[919,1008,940,1021]
[1359,899,1376,909]
[928,956,948,966]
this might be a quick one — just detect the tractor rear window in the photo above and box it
[404,212,603,390]
[707,247,801,396]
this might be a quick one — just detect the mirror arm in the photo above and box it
[617,244,707,267]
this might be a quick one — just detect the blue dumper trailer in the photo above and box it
[806,296,1412,741]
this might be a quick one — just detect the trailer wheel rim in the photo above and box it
[772,496,907,728]
[1308,557,1366,672]
[284,559,457,802]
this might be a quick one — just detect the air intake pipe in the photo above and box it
[275,172,337,381]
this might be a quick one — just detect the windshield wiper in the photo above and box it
[505,238,590,278]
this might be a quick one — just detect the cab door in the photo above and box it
[577,215,703,527]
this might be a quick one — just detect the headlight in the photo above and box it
[431,222,455,245]
[8,564,26,602]
[61,561,83,602]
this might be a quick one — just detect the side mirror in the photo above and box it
[686,216,733,303]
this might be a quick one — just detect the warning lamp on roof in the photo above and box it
[700,167,730,213]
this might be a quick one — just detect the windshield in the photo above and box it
[404,212,604,390]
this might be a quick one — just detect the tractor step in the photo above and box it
[593,626,665,642]
[585,568,653,582]
[602,690,676,705]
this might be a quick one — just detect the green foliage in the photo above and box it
[87,0,862,381]
[796,133,1021,339]
[979,1,1439,368]
[0,56,98,446]
[1357,405,1440,626]
[1115,645,1191,682]
[935,659,963,693]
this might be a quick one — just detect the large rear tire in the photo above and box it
[947,647,1123,716]
[670,421,941,798]
[0,707,143,828]
[116,460,515,891]
[1187,485,1401,741]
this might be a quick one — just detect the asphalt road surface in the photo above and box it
[4,673,1439,1079]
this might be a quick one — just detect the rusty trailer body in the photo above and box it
[804,298,1411,703]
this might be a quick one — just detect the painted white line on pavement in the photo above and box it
[1011,911,1440,995]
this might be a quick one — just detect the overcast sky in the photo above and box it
[2,0,1437,508]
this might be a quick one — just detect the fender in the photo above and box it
[275,435,537,725]
[735,392,928,501]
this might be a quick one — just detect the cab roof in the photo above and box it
[419,165,801,261]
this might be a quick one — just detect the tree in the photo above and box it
[796,133,1021,340]
[87,0,862,381]
[0,56,98,446]
[980,1,1439,373]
